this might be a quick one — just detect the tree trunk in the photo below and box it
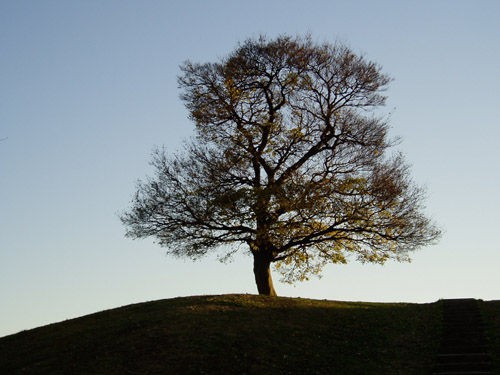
[253,251,277,296]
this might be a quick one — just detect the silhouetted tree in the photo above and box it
[122,35,441,296]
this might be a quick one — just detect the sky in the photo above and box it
[1,0,499,337]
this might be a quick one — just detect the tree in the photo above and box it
[122,35,441,296]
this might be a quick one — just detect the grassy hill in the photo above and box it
[0,294,497,374]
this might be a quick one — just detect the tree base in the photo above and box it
[253,252,277,296]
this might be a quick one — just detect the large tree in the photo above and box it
[122,35,440,296]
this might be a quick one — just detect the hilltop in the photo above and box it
[0,294,498,374]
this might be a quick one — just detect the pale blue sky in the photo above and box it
[1,1,499,337]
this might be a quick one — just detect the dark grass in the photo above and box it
[0,294,446,374]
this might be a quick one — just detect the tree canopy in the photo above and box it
[122,35,441,296]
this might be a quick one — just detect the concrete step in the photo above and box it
[440,338,487,347]
[436,353,492,364]
[432,372,492,375]
[433,361,492,372]
[432,299,493,375]
[439,347,489,355]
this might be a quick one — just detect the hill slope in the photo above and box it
[0,294,445,374]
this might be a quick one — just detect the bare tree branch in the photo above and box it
[122,35,441,295]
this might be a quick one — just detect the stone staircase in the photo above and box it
[432,299,493,375]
